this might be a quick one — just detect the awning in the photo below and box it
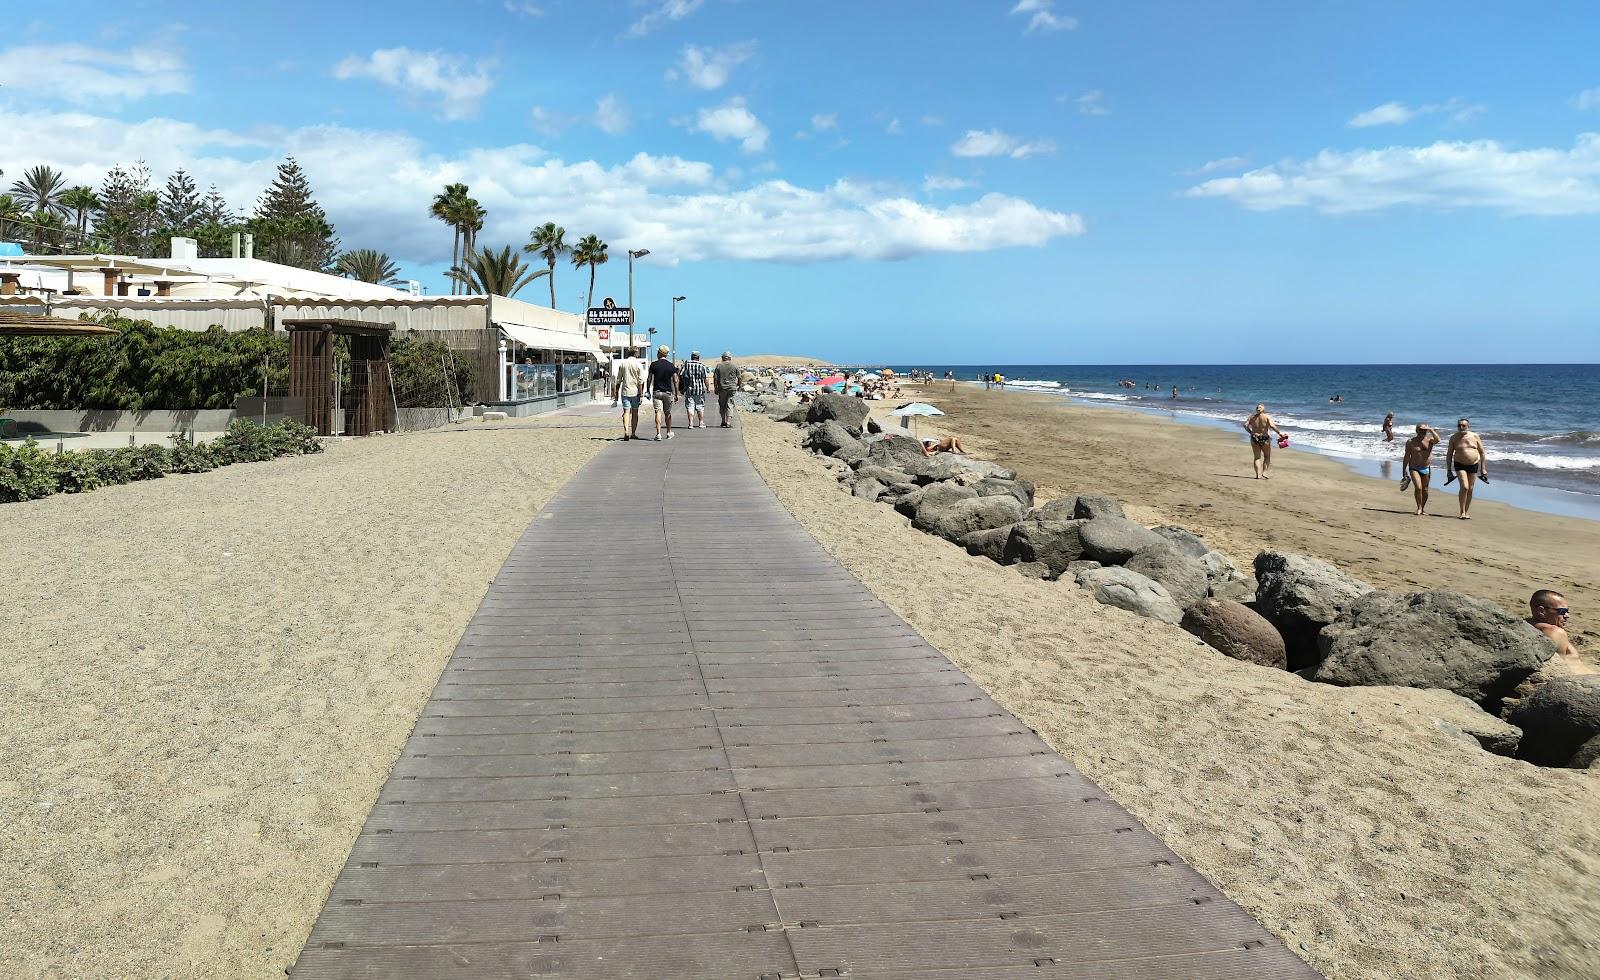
[499,321,602,357]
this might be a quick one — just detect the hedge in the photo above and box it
[0,315,473,410]
[0,419,323,504]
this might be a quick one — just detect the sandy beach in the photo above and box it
[0,416,610,977]
[741,407,1600,980]
[890,381,1600,660]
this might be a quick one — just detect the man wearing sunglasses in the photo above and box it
[1528,590,1593,674]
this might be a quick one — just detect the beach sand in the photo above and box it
[889,381,1600,660]
[0,416,611,977]
[741,409,1600,980]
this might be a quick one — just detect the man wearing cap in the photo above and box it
[712,351,739,428]
[680,351,711,429]
[647,345,679,441]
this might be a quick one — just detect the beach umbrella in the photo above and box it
[817,374,845,387]
[886,401,945,437]
[860,372,880,380]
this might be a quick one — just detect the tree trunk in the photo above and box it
[450,227,460,295]
[548,258,556,308]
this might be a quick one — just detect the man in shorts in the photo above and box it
[1400,423,1441,516]
[679,351,711,429]
[1241,404,1286,479]
[1444,417,1488,520]
[647,345,679,441]
[713,351,740,427]
[612,348,646,440]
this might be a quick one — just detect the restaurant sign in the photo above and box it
[586,297,633,326]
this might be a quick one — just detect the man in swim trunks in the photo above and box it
[1528,590,1594,674]
[1444,417,1488,519]
[1400,423,1441,516]
[1241,404,1286,479]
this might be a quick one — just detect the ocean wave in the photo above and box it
[1005,380,1063,389]
[1069,391,1139,402]
[1282,430,1600,471]
[1479,429,1600,446]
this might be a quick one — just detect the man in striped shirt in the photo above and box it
[680,351,711,429]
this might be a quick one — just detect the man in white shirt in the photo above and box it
[612,349,646,441]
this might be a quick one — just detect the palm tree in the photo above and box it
[449,244,548,298]
[28,209,68,254]
[0,195,23,242]
[570,234,609,310]
[523,222,567,308]
[429,182,470,294]
[9,165,69,217]
[61,186,99,243]
[335,248,404,285]
[461,200,485,259]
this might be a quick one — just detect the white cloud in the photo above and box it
[811,113,838,132]
[692,97,769,154]
[0,42,188,103]
[1185,155,1250,175]
[1347,101,1418,128]
[333,48,494,121]
[529,105,576,136]
[1348,97,1484,128]
[886,118,904,135]
[594,94,630,135]
[950,128,1056,159]
[503,2,544,17]
[1185,134,1600,216]
[669,41,756,90]
[1010,0,1077,33]
[923,175,976,192]
[921,114,944,126]
[0,106,1083,264]
[629,0,704,37]
[1075,90,1108,116]
[1573,88,1600,111]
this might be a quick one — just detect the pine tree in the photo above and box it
[193,185,241,258]
[158,169,202,234]
[93,161,153,254]
[249,156,339,271]
[198,185,234,225]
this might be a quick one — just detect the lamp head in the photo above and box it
[631,248,650,258]
[674,295,687,302]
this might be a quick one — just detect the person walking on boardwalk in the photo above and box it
[713,351,740,428]
[1444,418,1489,520]
[1242,404,1287,480]
[680,351,711,429]
[613,347,646,441]
[1400,423,1442,516]
[648,345,680,441]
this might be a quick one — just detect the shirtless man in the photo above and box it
[1400,423,1441,516]
[1444,417,1488,520]
[1242,404,1286,479]
[1528,590,1594,674]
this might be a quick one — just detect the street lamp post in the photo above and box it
[671,295,687,361]
[627,249,650,340]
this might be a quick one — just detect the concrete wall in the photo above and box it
[1,409,238,452]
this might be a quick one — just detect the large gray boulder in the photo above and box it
[1032,497,1079,521]
[780,405,811,425]
[803,419,857,455]
[1125,545,1209,609]
[1077,566,1184,625]
[970,477,1034,508]
[1312,591,1552,711]
[865,433,929,469]
[1254,551,1375,670]
[896,481,978,518]
[1004,518,1087,576]
[1181,598,1287,669]
[960,525,1015,563]
[1073,494,1126,521]
[833,440,868,465]
[958,459,1018,480]
[1507,676,1600,768]
[904,453,967,484]
[1152,526,1210,559]
[1199,550,1255,601]
[852,477,886,501]
[914,496,1027,544]
[1079,517,1166,565]
[806,392,870,429]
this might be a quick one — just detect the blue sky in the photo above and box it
[2,0,1598,362]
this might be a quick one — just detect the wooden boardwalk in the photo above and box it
[292,409,1321,979]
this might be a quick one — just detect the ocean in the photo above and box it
[887,364,1600,510]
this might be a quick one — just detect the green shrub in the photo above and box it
[0,440,57,503]
[2,420,321,504]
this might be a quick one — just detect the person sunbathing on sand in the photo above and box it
[1528,590,1594,674]
[921,436,966,456]
[1242,405,1286,479]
